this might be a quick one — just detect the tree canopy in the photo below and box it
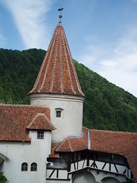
[0,172,7,183]
[0,48,137,132]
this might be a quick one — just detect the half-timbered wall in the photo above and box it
[46,150,135,183]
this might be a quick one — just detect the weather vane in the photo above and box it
[58,4,63,24]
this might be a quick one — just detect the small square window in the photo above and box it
[37,131,44,139]
[56,111,61,118]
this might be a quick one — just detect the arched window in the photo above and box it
[31,162,37,171]
[21,162,28,171]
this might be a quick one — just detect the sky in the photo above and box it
[0,0,137,97]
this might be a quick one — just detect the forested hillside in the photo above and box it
[0,48,137,132]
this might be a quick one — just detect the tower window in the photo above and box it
[31,162,37,171]
[56,110,61,118]
[55,108,63,118]
[37,131,44,139]
[21,162,28,171]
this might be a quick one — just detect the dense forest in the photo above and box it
[0,48,137,132]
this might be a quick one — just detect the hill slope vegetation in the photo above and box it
[0,48,137,132]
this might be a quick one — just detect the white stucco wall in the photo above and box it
[0,131,52,183]
[70,160,128,183]
[46,158,129,183]
[70,160,127,182]
[30,94,84,142]
[46,169,126,183]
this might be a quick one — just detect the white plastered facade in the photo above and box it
[0,131,52,183]
[30,94,84,142]
[46,159,128,183]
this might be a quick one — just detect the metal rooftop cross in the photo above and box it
[58,5,63,25]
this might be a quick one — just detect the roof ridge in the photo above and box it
[30,31,56,94]
[55,137,68,151]
[62,32,76,95]
[27,113,55,130]
[27,113,48,128]
[63,31,84,96]
[0,104,49,109]
[49,31,59,93]
[59,28,64,93]
[67,138,73,151]
[39,32,57,93]
[91,129,137,135]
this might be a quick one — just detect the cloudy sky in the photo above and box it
[0,0,137,97]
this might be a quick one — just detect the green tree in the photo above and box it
[0,172,7,183]
[1,48,137,132]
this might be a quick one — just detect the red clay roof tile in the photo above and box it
[55,127,88,152]
[0,104,55,142]
[49,142,60,158]
[29,25,84,97]
[90,129,137,180]
[27,113,55,131]
[53,127,137,181]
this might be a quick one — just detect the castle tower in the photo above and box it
[29,8,85,142]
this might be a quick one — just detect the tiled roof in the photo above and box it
[49,142,60,158]
[0,105,55,142]
[90,129,137,181]
[29,25,84,97]
[27,113,55,131]
[55,127,88,152]
[53,127,137,181]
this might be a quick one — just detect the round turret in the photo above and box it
[29,24,85,142]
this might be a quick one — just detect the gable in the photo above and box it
[0,104,54,142]
[27,113,55,131]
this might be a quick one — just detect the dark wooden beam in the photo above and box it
[49,169,55,178]
[90,161,98,168]
[82,159,85,168]
[114,164,119,173]
[102,162,107,170]
[109,163,111,171]
[46,178,70,181]
[57,170,59,178]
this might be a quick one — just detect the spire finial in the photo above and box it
[58,4,63,25]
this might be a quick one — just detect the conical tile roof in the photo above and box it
[29,25,84,97]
